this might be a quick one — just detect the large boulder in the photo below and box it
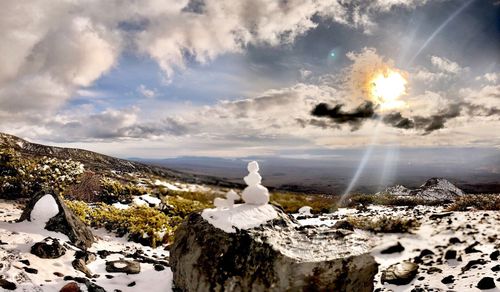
[170,206,378,292]
[19,190,94,249]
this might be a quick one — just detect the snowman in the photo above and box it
[214,189,240,209]
[241,161,269,205]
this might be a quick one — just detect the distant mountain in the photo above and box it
[378,178,465,201]
[0,133,239,188]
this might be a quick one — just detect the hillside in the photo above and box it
[0,132,240,189]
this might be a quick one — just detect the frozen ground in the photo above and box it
[296,205,500,291]
[1,200,498,291]
[0,200,172,292]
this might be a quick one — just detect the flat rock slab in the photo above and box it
[171,206,378,292]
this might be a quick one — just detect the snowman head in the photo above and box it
[247,161,259,173]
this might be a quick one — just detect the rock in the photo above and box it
[490,250,499,261]
[60,282,82,292]
[72,258,93,278]
[462,259,487,272]
[127,281,136,287]
[154,264,165,271]
[441,275,454,284]
[381,261,419,285]
[19,259,30,265]
[74,250,97,264]
[19,190,94,249]
[54,272,65,277]
[171,207,377,292]
[444,249,457,260]
[477,277,496,290]
[429,212,453,220]
[23,267,38,274]
[0,279,17,290]
[465,241,481,254]
[105,260,141,274]
[378,178,464,202]
[31,237,66,259]
[332,220,354,231]
[62,276,106,292]
[492,265,500,272]
[381,242,405,254]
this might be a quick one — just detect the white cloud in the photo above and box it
[430,55,464,74]
[137,84,157,98]
[476,73,499,83]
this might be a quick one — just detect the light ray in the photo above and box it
[408,0,475,65]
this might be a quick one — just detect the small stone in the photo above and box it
[381,242,405,254]
[31,237,66,259]
[462,259,487,272]
[24,267,38,274]
[449,237,462,244]
[105,260,140,274]
[332,220,354,231]
[381,261,419,285]
[477,277,496,290]
[54,272,64,277]
[465,241,481,254]
[492,264,500,272]
[59,282,81,292]
[105,275,114,279]
[0,279,17,290]
[154,264,165,271]
[490,250,499,261]
[19,259,30,266]
[441,275,454,284]
[444,249,457,260]
[127,281,136,287]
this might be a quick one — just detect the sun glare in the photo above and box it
[371,70,407,109]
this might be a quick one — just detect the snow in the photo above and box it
[0,200,173,292]
[132,194,162,207]
[298,206,312,215]
[154,179,181,191]
[202,204,278,233]
[112,202,130,210]
[30,194,59,225]
[296,205,500,291]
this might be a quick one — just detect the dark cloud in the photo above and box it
[311,101,500,134]
[311,101,377,130]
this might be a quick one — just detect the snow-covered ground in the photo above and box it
[296,205,500,291]
[1,200,498,291]
[0,200,172,292]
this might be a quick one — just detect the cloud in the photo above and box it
[430,56,464,74]
[476,73,499,83]
[137,84,157,98]
[311,102,377,130]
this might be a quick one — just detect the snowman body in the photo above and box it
[241,161,269,205]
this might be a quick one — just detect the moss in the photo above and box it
[270,192,337,214]
[342,193,443,208]
[100,178,147,204]
[66,200,178,247]
[446,194,500,211]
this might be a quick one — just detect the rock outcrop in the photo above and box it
[31,237,66,259]
[378,178,464,202]
[19,190,94,249]
[171,206,377,292]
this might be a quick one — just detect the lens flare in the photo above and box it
[370,70,407,109]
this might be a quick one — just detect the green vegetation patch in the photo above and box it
[446,194,500,211]
[66,200,179,247]
[270,192,337,214]
[347,215,420,233]
[342,193,442,208]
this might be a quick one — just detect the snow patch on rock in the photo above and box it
[30,194,59,225]
[202,204,278,233]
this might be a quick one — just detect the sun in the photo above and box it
[371,70,407,110]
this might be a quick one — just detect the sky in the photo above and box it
[1,0,499,159]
